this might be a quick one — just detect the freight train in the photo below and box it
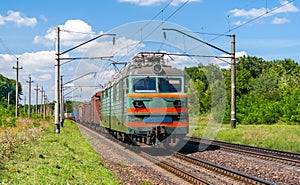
[72,52,189,146]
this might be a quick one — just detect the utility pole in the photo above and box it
[43,94,47,118]
[60,75,64,127]
[26,75,34,119]
[34,84,40,114]
[40,87,44,116]
[24,96,26,114]
[55,26,61,133]
[13,58,23,117]
[230,35,236,128]
[162,28,236,128]
[7,93,10,111]
[54,26,115,134]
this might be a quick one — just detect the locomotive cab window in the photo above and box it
[158,78,181,92]
[133,77,156,92]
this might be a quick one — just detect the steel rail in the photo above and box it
[140,151,210,185]
[188,137,300,167]
[173,152,276,185]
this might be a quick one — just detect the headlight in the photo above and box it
[132,100,145,108]
[153,64,162,73]
[173,100,182,108]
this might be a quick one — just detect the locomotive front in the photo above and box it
[125,52,188,145]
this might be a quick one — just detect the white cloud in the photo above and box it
[0,50,57,81]
[118,0,201,6]
[273,0,299,14]
[228,0,298,24]
[38,74,52,81]
[236,51,248,58]
[0,53,15,63]
[229,7,268,19]
[30,19,149,101]
[60,20,94,44]
[0,54,17,79]
[165,54,198,70]
[20,50,55,67]
[0,15,4,25]
[171,0,201,6]
[85,36,144,58]
[0,50,65,101]
[272,17,290,24]
[215,51,248,69]
[232,20,247,26]
[33,19,95,47]
[39,15,48,22]
[0,10,37,27]
[33,27,56,46]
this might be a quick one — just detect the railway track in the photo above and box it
[188,137,300,167]
[78,122,295,184]
[80,122,209,184]
[173,152,275,185]
[140,151,210,185]
[141,151,275,185]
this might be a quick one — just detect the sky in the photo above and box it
[0,0,299,104]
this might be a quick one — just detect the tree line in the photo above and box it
[0,74,22,111]
[185,56,300,125]
[0,74,22,126]
[1,56,299,125]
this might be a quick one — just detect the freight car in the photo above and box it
[99,52,188,146]
[76,92,101,125]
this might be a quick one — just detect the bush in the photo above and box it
[0,105,17,127]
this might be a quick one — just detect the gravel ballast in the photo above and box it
[77,124,189,185]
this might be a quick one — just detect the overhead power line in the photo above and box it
[0,39,17,61]
[150,0,175,21]
[60,29,98,36]
[118,0,176,47]
[210,0,296,42]
[115,0,191,62]
[185,0,296,54]
[165,0,190,21]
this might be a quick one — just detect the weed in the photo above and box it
[0,119,120,184]
[191,117,300,153]
[139,180,152,185]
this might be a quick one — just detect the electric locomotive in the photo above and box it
[100,52,188,145]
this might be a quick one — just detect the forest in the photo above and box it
[0,74,22,126]
[0,74,21,106]
[185,56,300,125]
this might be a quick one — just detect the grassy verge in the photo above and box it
[0,119,120,185]
[190,116,300,153]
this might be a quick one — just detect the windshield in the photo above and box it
[158,78,181,92]
[133,77,182,93]
[133,78,156,92]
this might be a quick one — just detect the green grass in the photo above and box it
[0,119,120,185]
[190,116,300,153]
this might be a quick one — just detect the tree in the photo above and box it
[185,56,300,125]
[0,74,23,107]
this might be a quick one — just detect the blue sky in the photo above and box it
[0,0,299,102]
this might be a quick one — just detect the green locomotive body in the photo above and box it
[100,52,188,144]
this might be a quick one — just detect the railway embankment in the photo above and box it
[0,119,119,184]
